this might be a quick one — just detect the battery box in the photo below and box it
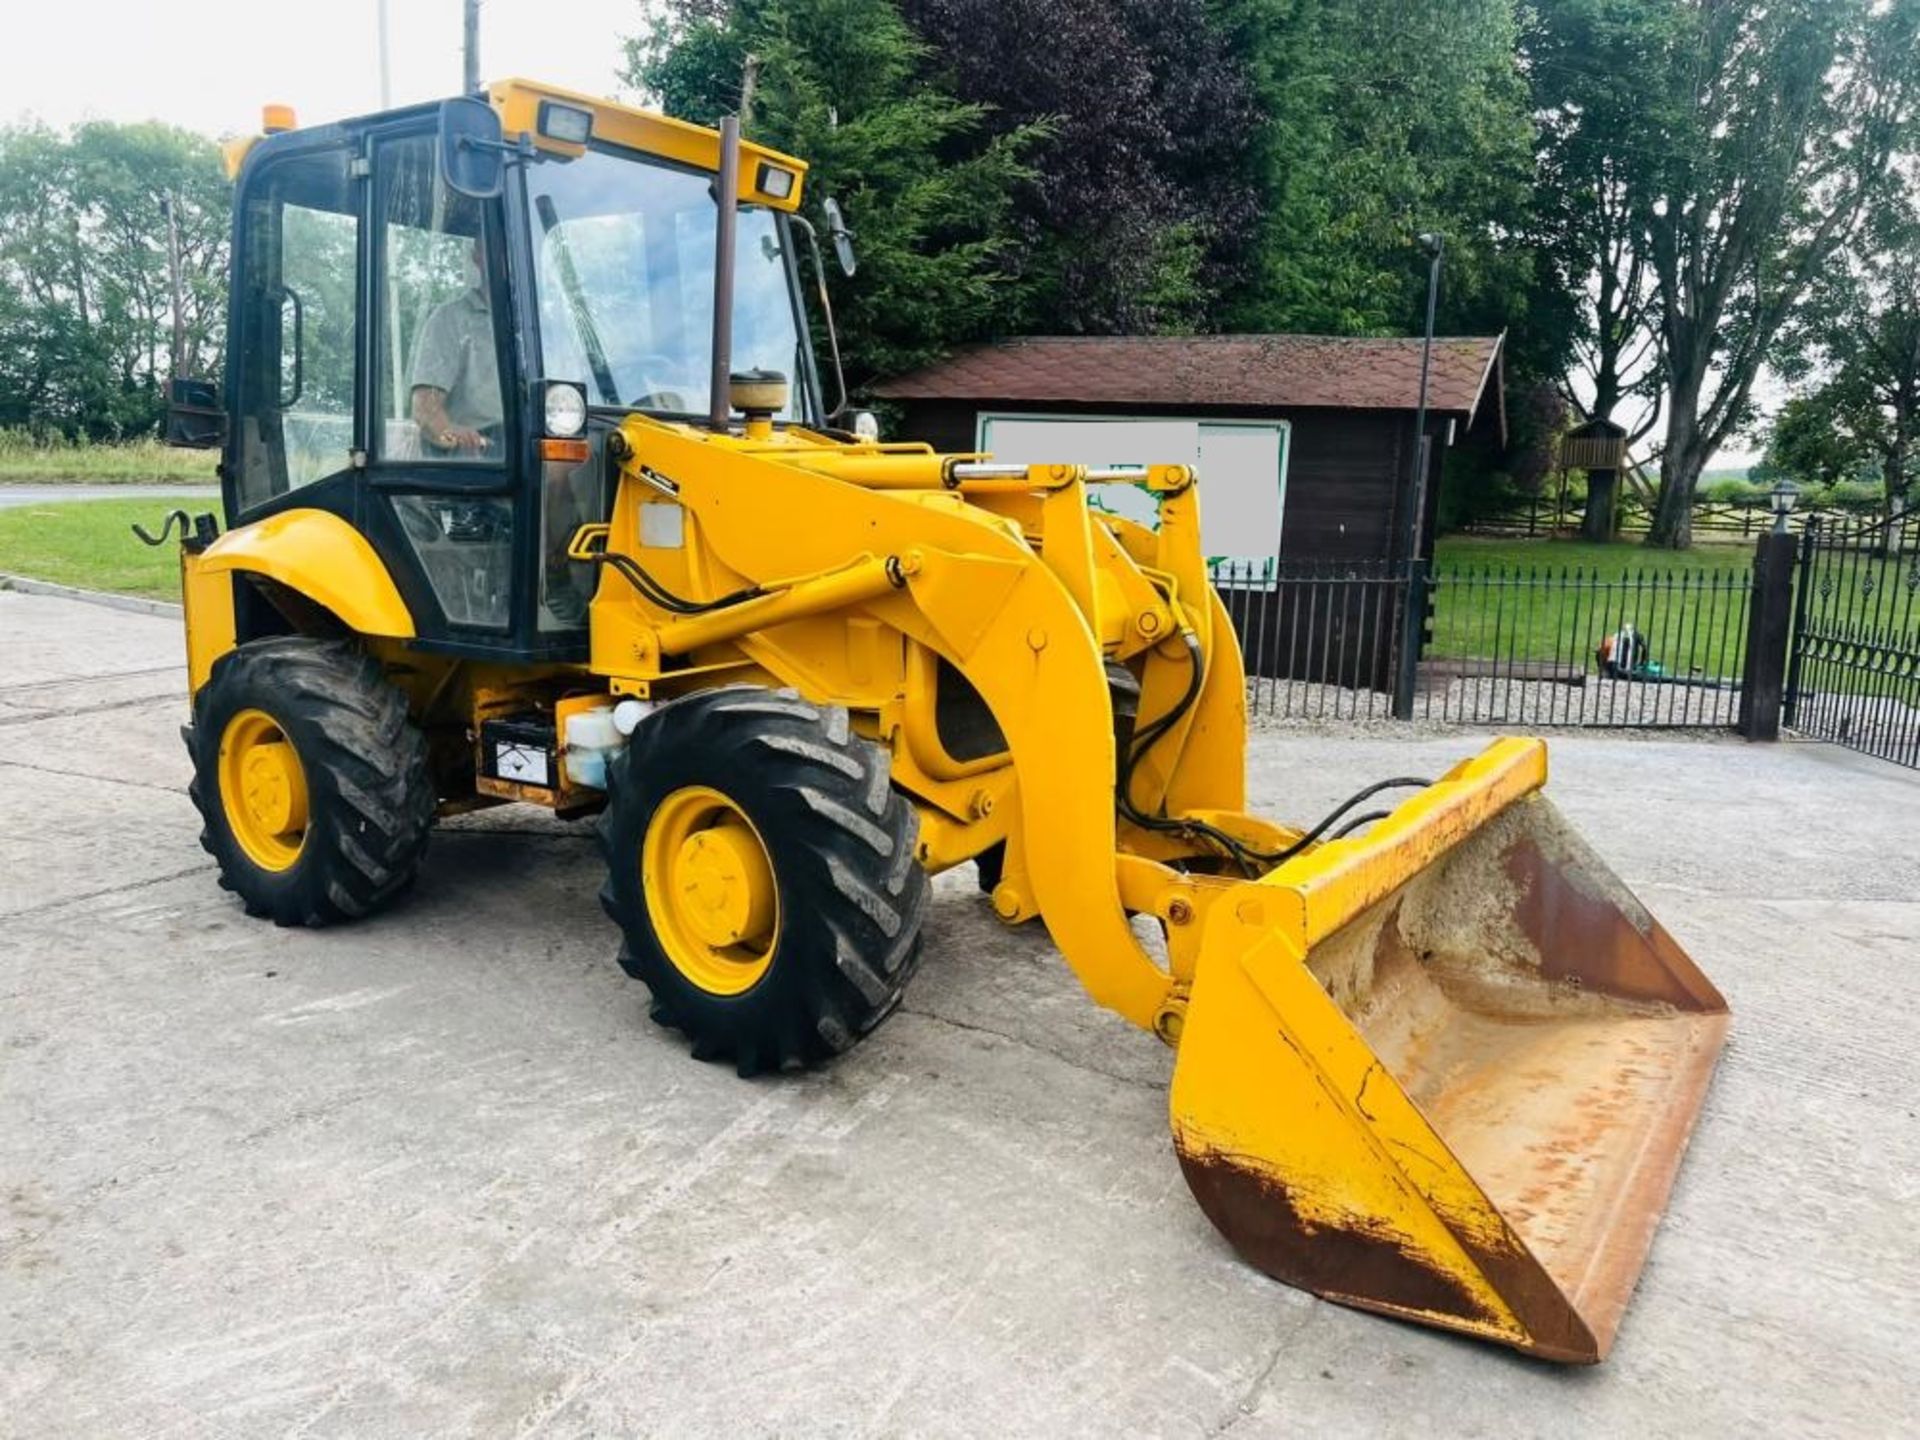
[479,712,558,790]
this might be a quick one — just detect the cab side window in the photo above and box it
[377,137,504,464]
[372,133,513,632]
[235,150,359,512]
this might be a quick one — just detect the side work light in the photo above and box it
[538,102,593,146]
[756,162,796,201]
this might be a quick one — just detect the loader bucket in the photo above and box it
[1170,738,1726,1362]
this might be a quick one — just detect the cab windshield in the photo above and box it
[525,146,809,420]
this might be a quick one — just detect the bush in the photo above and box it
[1821,480,1884,513]
[1701,477,1769,506]
[0,426,216,482]
[1436,458,1526,532]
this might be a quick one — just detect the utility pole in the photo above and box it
[376,0,392,107]
[463,0,482,95]
[1392,232,1444,720]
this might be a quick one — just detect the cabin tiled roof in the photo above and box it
[873,334,1506,427]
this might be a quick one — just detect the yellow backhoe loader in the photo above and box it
[152,81,1727,1362]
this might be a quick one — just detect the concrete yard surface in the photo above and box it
[3,589,1918,1438]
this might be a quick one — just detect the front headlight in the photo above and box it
[544,381,588,437]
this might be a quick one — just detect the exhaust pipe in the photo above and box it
[709,114,740,432]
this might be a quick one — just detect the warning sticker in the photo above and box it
[495,742,550,786]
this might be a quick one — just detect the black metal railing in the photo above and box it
[1786,512,1920,768]
[1210,560,1412,720]
[1418,563,1751,727]
[1210,557,1752,729]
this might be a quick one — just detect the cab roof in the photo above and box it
[225,77,808,214]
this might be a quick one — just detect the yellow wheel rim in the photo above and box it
[642,785,781,996]
[218,707,310,872]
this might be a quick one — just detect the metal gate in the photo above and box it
[1786,511,1920,768]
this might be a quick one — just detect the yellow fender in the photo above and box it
[183,509,415,692]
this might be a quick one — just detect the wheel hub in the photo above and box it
[218,708,310,871]
[675,821,776,949]
[240,741,305,836]
[643,785,781,995]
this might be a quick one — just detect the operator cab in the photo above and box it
[192,82,823,660]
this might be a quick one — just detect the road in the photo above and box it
[3,589,1917,1437]
[0,483,215,509]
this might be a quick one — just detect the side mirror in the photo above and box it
[823,196,856,277]
[439,96,505,199]
[165,376,224,450]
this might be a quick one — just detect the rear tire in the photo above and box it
[597,687,928,1076]
[186,638,436,926]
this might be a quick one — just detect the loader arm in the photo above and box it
[600,419,1190,1029]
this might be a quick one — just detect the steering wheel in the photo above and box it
[624,353,695,413]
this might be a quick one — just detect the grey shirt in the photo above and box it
[410,287,503,430]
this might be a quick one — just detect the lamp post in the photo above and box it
[1770,477,1800,535]
[1406,232,1445,565]
[1393,232,1445,720]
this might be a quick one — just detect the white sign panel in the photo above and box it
[977,414,1285,562]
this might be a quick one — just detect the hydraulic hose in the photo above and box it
[592,549,765,616]
[1115,626,1430,873]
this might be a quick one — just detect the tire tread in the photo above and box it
[185,638,435,927]
[596,685,928,1075]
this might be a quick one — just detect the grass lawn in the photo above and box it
[0,497,185,600]
[0,434,218,484]
[0,499,1777,620]
[1428,533,1915,677]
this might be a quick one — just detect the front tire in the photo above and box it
[597,687,928,1076]
[186,638,436,926]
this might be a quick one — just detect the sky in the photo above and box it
[1,0,650,136]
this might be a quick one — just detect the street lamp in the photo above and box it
[1392,232,1445,722]
[1770,477,1800,534]
[1403,232,1445,567]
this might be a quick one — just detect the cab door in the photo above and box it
[226,139,363,533]
[225,126,534,652]
[361,128,527,647]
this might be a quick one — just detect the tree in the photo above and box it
[626,0,1040,388]
[897,0,1260,334]
[1633,0,1920,547]
[1767,181,1920,522]
[1759,392,1880,492]
[0,120,228,440]
[1211,0,1540,346]
[1523,0,1666,442]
